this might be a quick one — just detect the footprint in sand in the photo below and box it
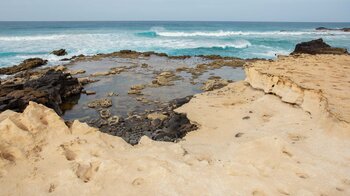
[296,172,309,179]
[288,133,307,142]
[75,161,101,183]
[132,178,145,186]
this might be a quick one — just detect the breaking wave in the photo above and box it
[137,30,348,37]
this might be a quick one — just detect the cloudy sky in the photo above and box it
[0,0,349,22]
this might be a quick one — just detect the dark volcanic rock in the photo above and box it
[0,58,48,75]
[316,27,350,32]
[0,70,83,115]
[291,39,348,55]
[51,49,68,56]
[88,96,196,145]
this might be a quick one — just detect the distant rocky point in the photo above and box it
[291,38,348,55]
[316,27,350,32]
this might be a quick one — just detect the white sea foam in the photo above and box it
[0,35,67,41]
[155,30,349,37]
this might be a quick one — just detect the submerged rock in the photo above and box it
[88,96,196,145]
[0,58,48,75]
[128,89,143,95]
[51,49,68,56]
[100,109,112,119]
[291,38,348,55]
[83,90,96,95]
[152,71,178,86]
[78,77,98,85]
[0,70,82,114]
[87,98,112,108]
[66,69,86,75]
[91,71,110,77]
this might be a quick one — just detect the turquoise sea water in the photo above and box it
[0,21,350,67]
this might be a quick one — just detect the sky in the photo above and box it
[0,0,349,22]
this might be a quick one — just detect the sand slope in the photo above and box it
[1,55,350,195]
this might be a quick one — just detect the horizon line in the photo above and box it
[0,20,350,23]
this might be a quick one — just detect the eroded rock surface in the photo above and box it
[0,70,82,114]
[0,58,48,75]
[291,38,348,55]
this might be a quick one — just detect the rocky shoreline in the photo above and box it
[0,49,249,144]
[0,39,348,145]
[1,46,349,195]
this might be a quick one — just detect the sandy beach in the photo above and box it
[1,47,349,195]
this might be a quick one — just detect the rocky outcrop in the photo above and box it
[0,58,47,75]
[316,27,350,32]
[51,49,68,56]
[245,54,350,124]
[291,39,348,55]
[0,70,82,115]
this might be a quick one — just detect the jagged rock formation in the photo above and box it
[0,58,47,75]
[245,54,350,124]
[0,70,82,114]
[291,38,348,55]
[51,49,68,56]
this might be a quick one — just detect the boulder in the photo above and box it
[91,71,110,77]
[0,70,82,115]
[291,39,348,55]
[51,49,67,56]
[0,58,48,75]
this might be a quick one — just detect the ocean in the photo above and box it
[0,21,350,67]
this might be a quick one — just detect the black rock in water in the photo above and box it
[0,58,47,75]
[291,39,348,55]
[51,49,68,56]
[316,27,350,32]
[0,70,83,115]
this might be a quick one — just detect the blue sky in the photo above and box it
[0,0,349,22]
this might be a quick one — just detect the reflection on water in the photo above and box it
[62,55,245,122]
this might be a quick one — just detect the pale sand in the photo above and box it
[1,55,350,195]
